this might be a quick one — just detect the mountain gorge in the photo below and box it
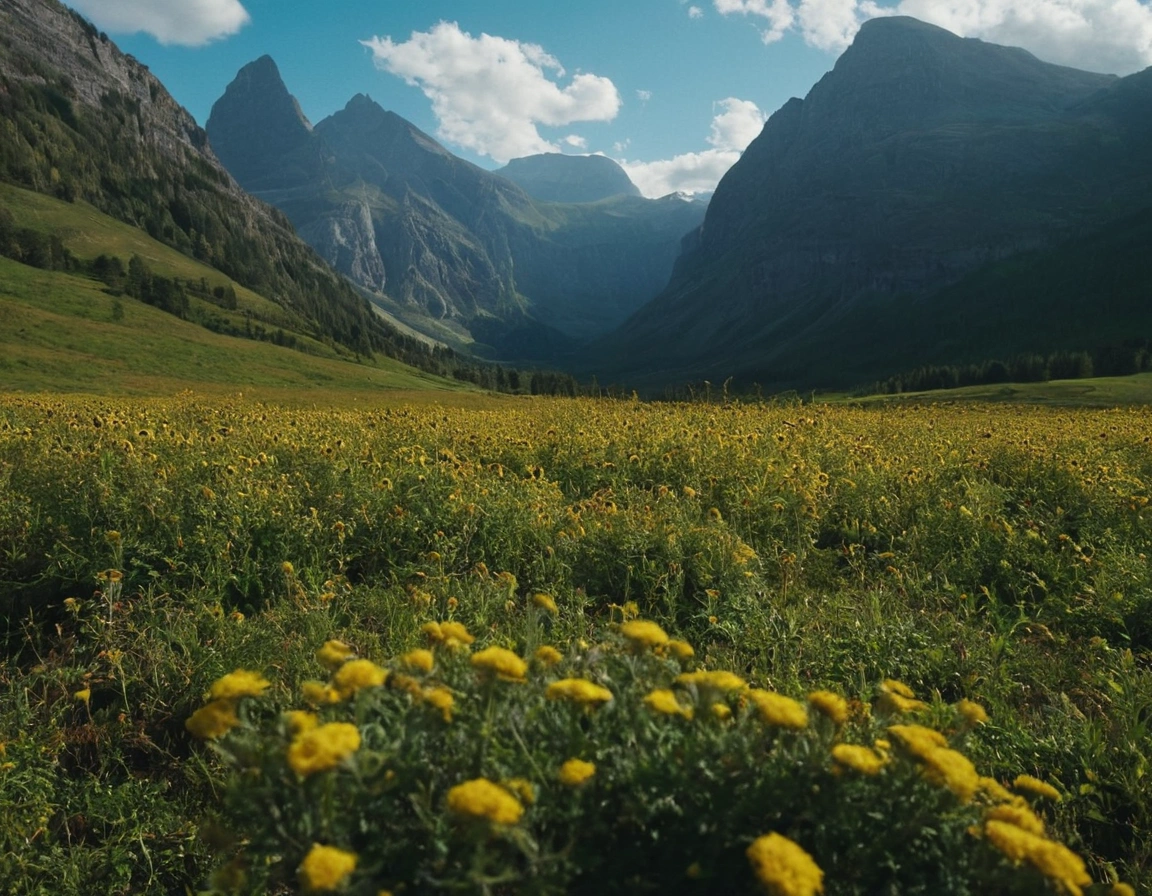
[593,17,1152,390]
[206,59,705,359]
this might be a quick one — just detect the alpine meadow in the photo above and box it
[2,1,1151,895]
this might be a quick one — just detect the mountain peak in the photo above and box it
[497,153,641,203]
[207,56,316,187]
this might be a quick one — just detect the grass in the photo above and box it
[1,394,1149,894]
[835,373,1152,407]
[0,258,472,396]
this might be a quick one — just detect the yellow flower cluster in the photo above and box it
[287,722,361,777]
[806,690,848,725]
[888,724,979,802]
[446,777,524,825]
[471,646,527,681]
[186,668,270,740]
[831,743,887,776]
[877,679,928,714]
[746,689,808,730]
[620,619,670,649]
[331,659,388,699]
[316,640,355,671]
[984,820,1091,895]
[1013,774,1062,802]
[422,620,475,648]
[746,832,824,896]
[298,843,357,892]
[643,688,694,719]
[557,758,596,787]
[545,678,613,706]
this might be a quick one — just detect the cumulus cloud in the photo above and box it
[67,0,249,46]
[361,22,621,163]
[713,0,1152,72]
[689,5,705,18]
[619,97,766,197]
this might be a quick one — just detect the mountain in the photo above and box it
[206,62,705,359]
[496,153,641,203]
[591,17,1152,390]
[0,0,417,363]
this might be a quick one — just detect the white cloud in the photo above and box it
[637,89,653,102]
[713,0,1152,72]
[361,22,621,163]
[563,134,589,149]
[67,0,249,46]
[708,97,768,150]
[689,5,705,18]
[619,97,766,197]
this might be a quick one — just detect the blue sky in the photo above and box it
[66,0,1152,196]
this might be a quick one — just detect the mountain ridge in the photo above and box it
[206,60,706,359]
[590,15,1151,390]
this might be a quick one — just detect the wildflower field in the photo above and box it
[0,392,1149,895]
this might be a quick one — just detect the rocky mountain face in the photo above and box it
[0,0,393,356]
[592,16,1152,389]
[496,154,641,203]
[206,64,704,359]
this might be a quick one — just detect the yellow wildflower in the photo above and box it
[620,619,670,649]
[746,832,824,896]
[545,678,613,706]
[920,747,980,802]
[806,691,849,726]
[73,688,91,704]
[471,646,527,681]
[534,645,563,667]
[746,689,808,730]
[1111,884,1136,896]
[711,702,733,721]
[984,821,1090,896]
[667,639,695,660]
[881,679,915,698]
[558,758,596,787]
[643,688,694,719]
[287,722,361,776]
[186,700,240,740]
[502,778,536,805]
[986,803,1045,836]
[532,593,558,614]
[422,686,455,722]
[399,649,434,673]
[209,669,271,701]
[331,659,388,699]
[677,670,747,694]
[887,724,949,759]
[389,673,423,697]
[831,744,886,776]
[316,640,355,671]
[1014,774,1063,802]
[285,710,319,735]
[978,777,1016,803]
[424,620,475,648]
[298,843,357,892]
[956,698,989,725]
[301,680,340,705]
[447,777,524,825]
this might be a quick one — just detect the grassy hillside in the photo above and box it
[837,373,1152,407]
[0,256,469,395]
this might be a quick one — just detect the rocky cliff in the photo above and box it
[591,17,1152,389]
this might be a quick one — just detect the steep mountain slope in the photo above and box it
[206,61,705,358]
[592,17,1152,389]
[0,0,401,359]
[496,153,641,203]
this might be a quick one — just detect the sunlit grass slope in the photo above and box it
[0,183,469,396]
